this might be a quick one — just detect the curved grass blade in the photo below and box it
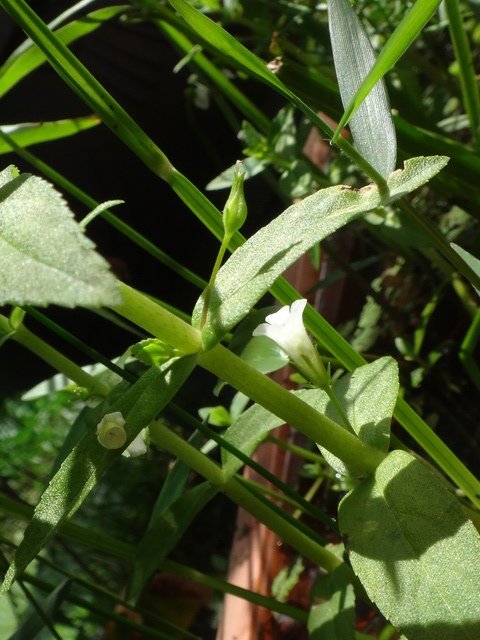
[333,0,443,140]
[8,579,71,640]
[0,5,127,98]
[0,116,100,154]
[0,0,173,181]
[329,0,396,177]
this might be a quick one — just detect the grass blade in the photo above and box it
[329,0,396,177]
[0,116,99,154]
[333,0,442,140]
[0,5,126,98]
[0,0,173,180]
[444,0,480,147]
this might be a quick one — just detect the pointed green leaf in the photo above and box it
[308,564,355,640]
[316,357,398,476]
[334,0,442,138]
[0,171,120,307]
[0,356,196,595]
[0,116,100,154]
[329,0,396,177]
[193,156,449,348]
[0,5,127,98]
[339,450,480,640]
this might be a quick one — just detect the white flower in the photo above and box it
[124,430,148,458]
[253,299,328,388]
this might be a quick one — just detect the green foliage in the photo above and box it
[0,0,479,637]
[193,156,449,349]
[339,450,480,639]
[308,564,355,640]
[0,167,120,307]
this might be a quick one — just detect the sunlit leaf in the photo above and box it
[194,156,449,349]
[0,169,120,307]
[339,450,480,640]
[329,0,396,177]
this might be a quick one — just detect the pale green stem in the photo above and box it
[198,344,386,476]
[200,233,231,329]
[111,285,385,475]
[149,420,342,572]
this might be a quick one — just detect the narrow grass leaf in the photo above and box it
[8,579,71,640]
[0,357,197,595]
[308,564,355,640]
[451,243,480,295]
[0,5,126,98]
[339,450,480,640]
[0,0,173,180]
[444,0,480,147]
[329,0,396,177]
[0,116,100,154]
[127,482,218,604]
[334,0,442,139]
[193,156,448,348]
[0,170,120,307]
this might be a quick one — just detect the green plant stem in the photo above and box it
[444,0,480,148]
[267,435,326,465]
[459,308,480,392]
[200,234,230,329]
[149,420,342,572]
[198,344,385,475]
[114,282,202,354]
[0,315,109,396]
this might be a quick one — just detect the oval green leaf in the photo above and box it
[338,450,480,640]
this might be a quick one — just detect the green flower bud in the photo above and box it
[223,161,248,237]
[131,338,175,367]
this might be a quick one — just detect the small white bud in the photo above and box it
[97,411,127,450]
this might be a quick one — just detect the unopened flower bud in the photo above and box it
[97,411,127,450]
[223,161,247,237]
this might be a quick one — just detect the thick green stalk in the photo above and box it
[112,286,385,475]
[149,421,342,572]
[198,344,385,475]
[114,282,202,353]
